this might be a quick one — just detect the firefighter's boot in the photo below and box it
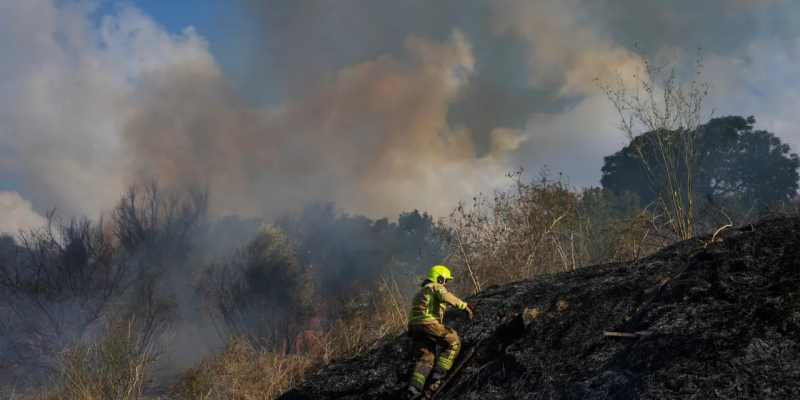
[424,370,446,397]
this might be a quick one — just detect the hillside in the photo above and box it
[280,217,800,399]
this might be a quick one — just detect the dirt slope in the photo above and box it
[280,217,800,399]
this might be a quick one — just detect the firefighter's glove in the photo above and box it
[465,304,475,320]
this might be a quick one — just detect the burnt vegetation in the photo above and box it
[283,216,800,400]
[1,113,799,399]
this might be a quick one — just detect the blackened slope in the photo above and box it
[280,217,800,400]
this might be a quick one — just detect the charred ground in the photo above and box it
[281,216,800,400]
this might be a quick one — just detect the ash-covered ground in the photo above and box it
[280,217,800,399]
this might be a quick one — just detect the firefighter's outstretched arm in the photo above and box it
[436,286,473,319]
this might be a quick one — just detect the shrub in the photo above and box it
[43,319,155,400]
[202,225,314,346]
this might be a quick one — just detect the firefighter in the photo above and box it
[406,265,474,399]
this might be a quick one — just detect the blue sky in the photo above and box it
[98,0,231,36]
[95,0,255,89]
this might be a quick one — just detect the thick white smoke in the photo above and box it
[0,192,47,236]
[0,1,216,217]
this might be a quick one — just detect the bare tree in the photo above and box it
[0,215,128,381]
[0,182,207,384]
[111,181,208,347]
[598,54,710,240]
[113,181,207,258]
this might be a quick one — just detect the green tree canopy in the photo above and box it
[601,116,799,209]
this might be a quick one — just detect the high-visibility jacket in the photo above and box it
[409,281,468,325]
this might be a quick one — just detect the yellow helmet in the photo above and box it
[427,265,453,283]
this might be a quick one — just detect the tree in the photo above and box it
[602,116,800,212]
[112,182,209,346]
[695,116,799,208]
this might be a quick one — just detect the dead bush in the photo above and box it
[444,171,669,293]
[41,319,155,400]
[318,275,409,362]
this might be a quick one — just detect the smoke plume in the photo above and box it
[1,0,798,219]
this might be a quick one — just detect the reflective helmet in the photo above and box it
[427,265,453,283]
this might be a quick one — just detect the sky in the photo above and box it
[1,0,800,234]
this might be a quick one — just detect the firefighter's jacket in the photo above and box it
[409,281,468,325]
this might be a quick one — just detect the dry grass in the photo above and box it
[172,339,312,400]
[173,276,410,400]
[318,276,408,361]
[18,320,155,400]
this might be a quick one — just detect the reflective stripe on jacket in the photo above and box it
[409,281,467,325]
